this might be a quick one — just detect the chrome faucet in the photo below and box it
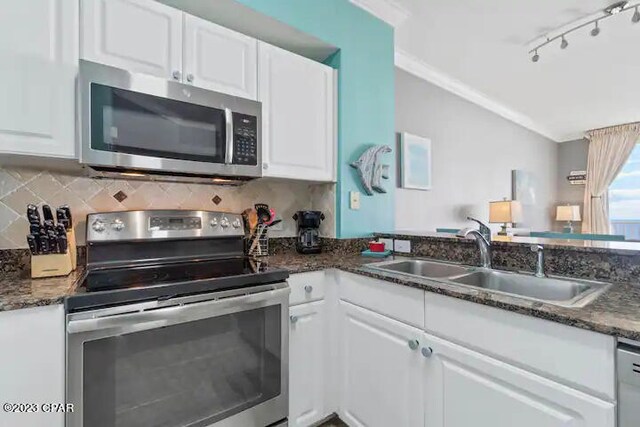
[531,245,546,277]
[457,217,492,268]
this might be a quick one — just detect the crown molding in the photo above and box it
[395,48,566,142]
[349,0,410,29]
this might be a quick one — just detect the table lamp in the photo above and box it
[489,199,523,236]
[556,205,581,233]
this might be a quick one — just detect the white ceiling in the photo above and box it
[355,0,640,142]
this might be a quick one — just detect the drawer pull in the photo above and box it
[304,285,313,293]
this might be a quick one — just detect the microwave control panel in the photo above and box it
[232,112,258,165]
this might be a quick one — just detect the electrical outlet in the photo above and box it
[378,238,393,251]
[350,191,360,210]
[394,239,411,253]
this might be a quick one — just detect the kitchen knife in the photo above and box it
[57,233,68,254]
[29,223,41,236]
[26,234,38,255]
[56,208,70,230]
[44,219,55,233]
[47,230,58,253]
[38,234,50,254]
[42,204,54,222]
[27,204,40,225]
[60,205,72,229]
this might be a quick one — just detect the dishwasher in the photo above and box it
[618,342,640,427]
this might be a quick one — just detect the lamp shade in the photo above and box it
[556,205,581,222]
[489,200,523,224]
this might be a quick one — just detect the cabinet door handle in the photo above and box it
[290,315,298,323]
[172,70,181,81]
[186,73,194,83]
[421,346,433,358]
[408,339,419,350]
[304,285,313,293]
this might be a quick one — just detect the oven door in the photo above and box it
[66,283,288,427]
[79,60,262,178]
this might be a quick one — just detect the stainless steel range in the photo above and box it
[65,210,289,427]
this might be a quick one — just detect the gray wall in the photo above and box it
[395,69,558,232]
[556,138,588,232]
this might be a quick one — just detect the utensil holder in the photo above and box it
[247,224,269,257]
[31,228,77,279]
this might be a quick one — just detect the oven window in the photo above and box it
[82,305,281,427]
[91,83,226,163]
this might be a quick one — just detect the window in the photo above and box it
[609,144,640,240]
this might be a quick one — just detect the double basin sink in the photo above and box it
[367,259,608,307]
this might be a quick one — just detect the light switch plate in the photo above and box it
[350,191,360,210]
[394,239,411,253]
[378,238,393,251]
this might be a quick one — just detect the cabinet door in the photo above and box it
[338,300,424,427]
[0,0,77,158]
[0,305,65,427]
[183,14,257,99]
[258,42,336,182]
[81,0,182,80]
[423,332,615,427]
[289,301,327,427]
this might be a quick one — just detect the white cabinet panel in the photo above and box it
[338,301,424,427]
[288,271,327,306]
[0,0,77,158]
[258,42,335,182]
[424,292,615,400]
[81,0,182,79]
[423,332,615,427]
[289,301,326,427]
[0,305,65,427]
[183,14,257,99]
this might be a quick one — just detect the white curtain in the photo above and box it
[583,122,640,233]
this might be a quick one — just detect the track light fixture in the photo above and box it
[528,1,640,62]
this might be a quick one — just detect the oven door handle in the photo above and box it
[224,108,233,164]
[67,287,289,334]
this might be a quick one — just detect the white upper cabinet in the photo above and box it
[0,0,77,158]
[422,332,615,427]
[258,42,336,182]
[81,0,182,80]
[337,301,424,427]
[183,14,257,99]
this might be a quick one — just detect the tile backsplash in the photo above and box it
[0,167,336,249]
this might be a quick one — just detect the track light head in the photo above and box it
[604,1,629,15]
[560,36,569,49]
[591,21,601,36]
[633,6,640,23]
[531,51,540,62]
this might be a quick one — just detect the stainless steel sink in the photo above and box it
[368,259,471,279]
[367,258,608,307]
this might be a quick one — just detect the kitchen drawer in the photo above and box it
[336,271,424,329]
[288,271,327,306]
[424,292,616,401]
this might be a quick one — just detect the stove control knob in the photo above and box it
[209,218,218,228]
[92,219,106,232]
[111,219,125,231]
[232,219,242,229]
[220,217,230,228]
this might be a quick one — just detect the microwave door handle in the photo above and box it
[224,108,233,164]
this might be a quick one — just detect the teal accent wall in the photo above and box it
[235,0,395,238]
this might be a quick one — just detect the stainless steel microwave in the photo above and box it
[79,60,262,182]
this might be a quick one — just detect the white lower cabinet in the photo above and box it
[289,300,327,427]
[337,300,424,427]
[0,305,65,427]
[422,332,615,427]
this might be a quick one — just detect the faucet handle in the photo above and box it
[467,217,491,241]
[530,244,544,252]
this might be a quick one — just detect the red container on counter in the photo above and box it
[368,241,385,252]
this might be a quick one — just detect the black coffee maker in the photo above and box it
[293,211,324,254]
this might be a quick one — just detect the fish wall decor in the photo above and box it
[350,145,392,195]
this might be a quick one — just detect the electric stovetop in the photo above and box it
[66,257,289,312]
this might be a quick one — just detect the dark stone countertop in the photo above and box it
[1,252,640,342]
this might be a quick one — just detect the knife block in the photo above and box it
[31,228,77,279]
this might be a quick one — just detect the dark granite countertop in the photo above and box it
[2,252,640,341]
